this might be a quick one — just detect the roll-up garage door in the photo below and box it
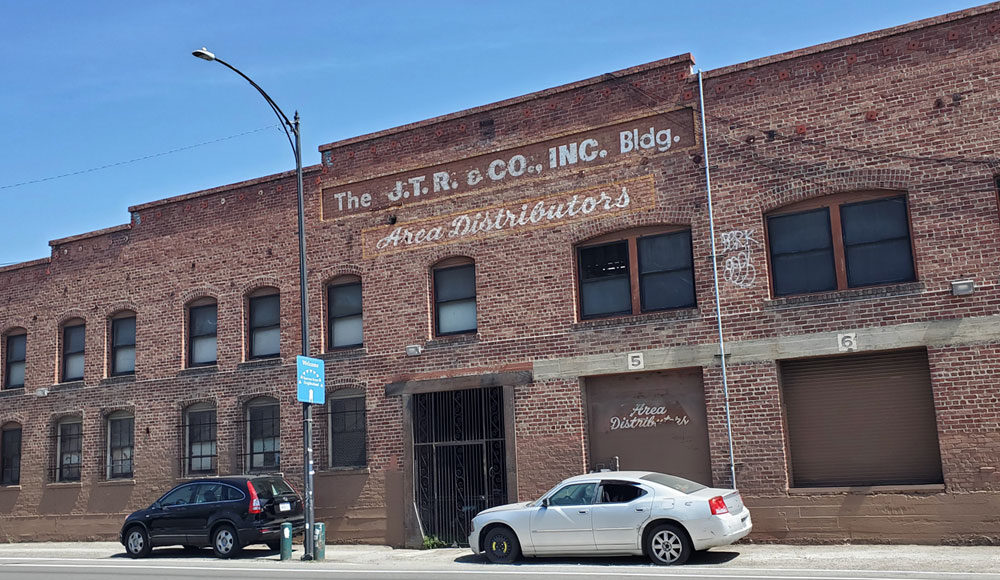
[586,369,712,485]
[780,349,943,487]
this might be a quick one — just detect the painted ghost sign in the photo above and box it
[361,175,654,258]
[322,108,696,220]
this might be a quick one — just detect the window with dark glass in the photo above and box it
[434,264,477,335]
[62,324,85,382]
[249,294,280,358]
[107,413,134,478]
[185,404,217,474]
[1,426,21,485]
[328,280,363,349]
[57,419,82,482]
[188,303,217,367]
[247,400,279,472]
[4,333,25,389]
[111,316,136,376]
[329,389,366,468]
[767,194,915,297]
[578,229,695,319]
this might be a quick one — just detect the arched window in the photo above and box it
[576,227,695,319]
[187,298,217,367]
[246,397,279,472]
[55,416,82,482]
[329,388,366,468]
[327,276,363,349]
[432,257,477,336]
[766,191,915,296]
[248,289,280,359]
[109,312,136,376]
[106,411,134,479]
[1,423,21,485]
[3,329,26,390]
[60,319,86,383]
[184,402,217,475]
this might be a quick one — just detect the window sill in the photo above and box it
[237,358,283,371]
[0,485,21,491]
[765,281,924,309]
[787,483,944,495]
[317,466,370,476]
[426,333,478,349]
[572,307,700,331]
[178,365,218,377]
[0,388,25,399]
[101,375,136,386]
[51,381,85,392]
[176,473,218,481]
[320,347,367,361]
[98,478,136,486]
[45,482,83,488]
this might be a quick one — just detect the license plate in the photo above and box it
[278,502,291,512]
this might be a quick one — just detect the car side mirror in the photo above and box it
[151,501,161,510]
[540,498,549,508]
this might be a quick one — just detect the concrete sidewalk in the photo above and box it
[0,542,995,573]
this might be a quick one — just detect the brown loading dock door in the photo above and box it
[585,368,712,485]
[780,349,943,487]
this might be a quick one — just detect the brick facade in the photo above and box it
[0,4,999,545]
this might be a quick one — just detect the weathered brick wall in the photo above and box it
[0,4,997,545]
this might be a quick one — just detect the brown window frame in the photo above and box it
[61,320,86,383]
[327,276,363,350]
[764,191,917,297]
[109,313,136,377]
[575,226,696,320]
[187,299,218,368]
[247,290,280,360]
[3,331,26,390]
[432,257,477,337]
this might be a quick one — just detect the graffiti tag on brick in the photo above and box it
[720,228,759,289]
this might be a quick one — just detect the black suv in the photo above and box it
[120,476,304,558]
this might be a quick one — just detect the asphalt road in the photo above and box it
[0,543,994,580]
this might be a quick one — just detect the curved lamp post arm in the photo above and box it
[192,48,297,155]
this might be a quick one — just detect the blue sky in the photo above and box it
[0,0,984,266]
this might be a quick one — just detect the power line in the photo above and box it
[0,124,282,191]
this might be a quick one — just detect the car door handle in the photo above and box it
[635,508,645,512]
[578,510,588,514]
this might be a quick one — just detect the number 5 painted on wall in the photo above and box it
[627,352,645,370]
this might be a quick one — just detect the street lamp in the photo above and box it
[192,47,317,561]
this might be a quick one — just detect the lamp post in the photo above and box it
[192,47,316,561]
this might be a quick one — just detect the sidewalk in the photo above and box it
[0,542,995,573]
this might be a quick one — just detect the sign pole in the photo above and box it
[296,355,325,560]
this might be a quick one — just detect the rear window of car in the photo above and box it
[251,477,295,499]
[640,473,707,493]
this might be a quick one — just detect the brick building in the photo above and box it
[1,4,999,546]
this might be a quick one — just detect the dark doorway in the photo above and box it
[413,387,507,546]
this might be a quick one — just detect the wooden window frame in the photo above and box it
[187,300,218,368]
[61,321,86,383]
[327,276,363,350]
[109,313,136,377]
[432,257,477,337]
[246,397,280,473]
[106,412,134,479]
[3,331,26,390]
[248,292,280,360]
[185,403,217,475]
[576,226,695,320]
[56,417,82,482]
[764,191,917,297]
[328,388,367,469]
[1,424,21,486]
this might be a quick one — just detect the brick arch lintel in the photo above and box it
[178,287,222,307]
[103,300,140,319]
[757,168,911,214]
[240,277,283,298]
[317,264,364,287]
[567,206,697,247]
[1,322,29,337]
[56,309,89,328]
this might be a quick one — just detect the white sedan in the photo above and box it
[469,471,751,565]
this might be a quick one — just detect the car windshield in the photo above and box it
[640,472,707,493]
[251,477,295,499]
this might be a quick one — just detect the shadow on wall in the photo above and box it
[38,486,81,515]
[0,488,20,514]
[87,483,136,514]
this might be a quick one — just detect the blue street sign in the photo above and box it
[296,356,325,404]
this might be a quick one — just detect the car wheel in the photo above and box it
[212,524,242,559]
[645,523,692,565]
[124,526,151,559]
[483,526,520,564]
[266,540,281,552]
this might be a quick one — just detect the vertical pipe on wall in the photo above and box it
[698,70,738,489]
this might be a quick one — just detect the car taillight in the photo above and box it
[709,496,729,515]
[247,481,262,514]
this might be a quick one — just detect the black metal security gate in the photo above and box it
[413,387,507,546]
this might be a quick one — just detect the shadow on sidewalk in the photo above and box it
[111,546,284,560]
[453,550,741,566]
